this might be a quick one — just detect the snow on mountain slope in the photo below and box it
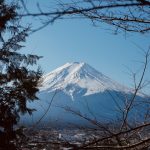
[23,62,146,126]
[40,62,129,99]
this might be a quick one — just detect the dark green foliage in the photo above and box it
[0,0,42,149]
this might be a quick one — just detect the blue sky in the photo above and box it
[21,1,150,91]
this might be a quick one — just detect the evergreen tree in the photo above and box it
[0,1,42,149]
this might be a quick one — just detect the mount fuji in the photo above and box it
[40,62,129,98]
[24,62,145,126]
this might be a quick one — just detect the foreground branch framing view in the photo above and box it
[0,0,150,150]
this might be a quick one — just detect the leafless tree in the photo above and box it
[19,0,150,34]
[58,49,150,149]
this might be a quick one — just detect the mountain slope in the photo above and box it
[23,62,145,127]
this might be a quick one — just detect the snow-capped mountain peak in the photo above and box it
[24,62,146,126]
[40,62,128,98]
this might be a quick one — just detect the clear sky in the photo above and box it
[21,0,150,91]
